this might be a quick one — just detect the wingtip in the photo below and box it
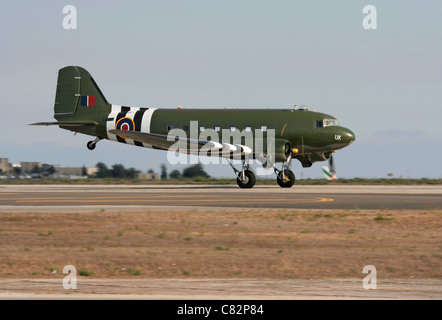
[29,122,53,126]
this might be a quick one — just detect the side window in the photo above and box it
[230,126,236,132]
[261,126,267,132]
[199,126,205,132]
[183,125,190,131]
[245,126,252,132]
[316,120,323,128]
[214,126,220,132]
[320,119,339,127]
[167,125,174,131]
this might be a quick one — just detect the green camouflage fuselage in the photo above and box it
[37,66,355,168]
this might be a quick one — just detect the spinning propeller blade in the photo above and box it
[321,153,337,180]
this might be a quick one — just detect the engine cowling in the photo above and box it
[295,152,330,168]
[271,138,292,163]
[254,138,292,166]
[308,152,330,162]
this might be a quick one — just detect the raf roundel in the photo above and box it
[115,117,135,139]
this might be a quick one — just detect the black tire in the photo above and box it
[87,141,96,150]
[277,169,295,188]
[236,170,256,189]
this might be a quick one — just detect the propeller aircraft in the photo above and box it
[32,66,355,188]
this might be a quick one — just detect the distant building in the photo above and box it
[0,158,99,179]
[55,167,83,176]
[54,167,98,177]
[137,172,158,180]
[86,167,98,176]
[20,162,42,173]
[0,158,9,174]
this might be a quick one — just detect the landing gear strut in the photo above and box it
[228,159,256,189]
[274,157,295,188]
[87,137,102,150]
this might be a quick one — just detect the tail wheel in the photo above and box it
[87,137,102,150]
[236,170,256,189]
[277,169,295,188]
[87,141,96,150]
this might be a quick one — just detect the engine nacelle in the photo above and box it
[270,138,292,163]
[295,152,330,168]
[254,138,291,166]
[308,152,330,162]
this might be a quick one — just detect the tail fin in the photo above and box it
[321,166,337,180]
[54,66,111,122]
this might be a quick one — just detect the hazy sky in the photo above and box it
[1,1,441,179]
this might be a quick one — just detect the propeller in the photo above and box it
[321,152,337,180]
[329,153,336,176]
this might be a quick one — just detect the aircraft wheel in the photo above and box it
[277,169,295,188]
[236,170,256,189]
[87,141,96,150]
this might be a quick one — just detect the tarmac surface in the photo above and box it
[0,184,441,300]
[0,184,441,210]
[0,278,440,300]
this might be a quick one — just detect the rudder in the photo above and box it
[54,66,110,122]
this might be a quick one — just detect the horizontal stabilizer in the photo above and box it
[30,121,97,126]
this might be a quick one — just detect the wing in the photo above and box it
[108,129,223,152]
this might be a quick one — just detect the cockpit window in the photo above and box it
[325,119,339,127]
[316,119,339,128]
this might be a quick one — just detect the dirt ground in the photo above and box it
[0,207,440,281]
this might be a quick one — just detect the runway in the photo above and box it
[1,184,441,300]
[1,278,439,300]
[0,184,441,210]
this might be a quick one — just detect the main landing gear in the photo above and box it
[274,159,295,188]
[274,167,295,188]
[228,159,256,189]
[228,158,296,189]
[87,137,102,150]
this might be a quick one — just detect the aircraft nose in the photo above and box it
[342,128,355,145]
